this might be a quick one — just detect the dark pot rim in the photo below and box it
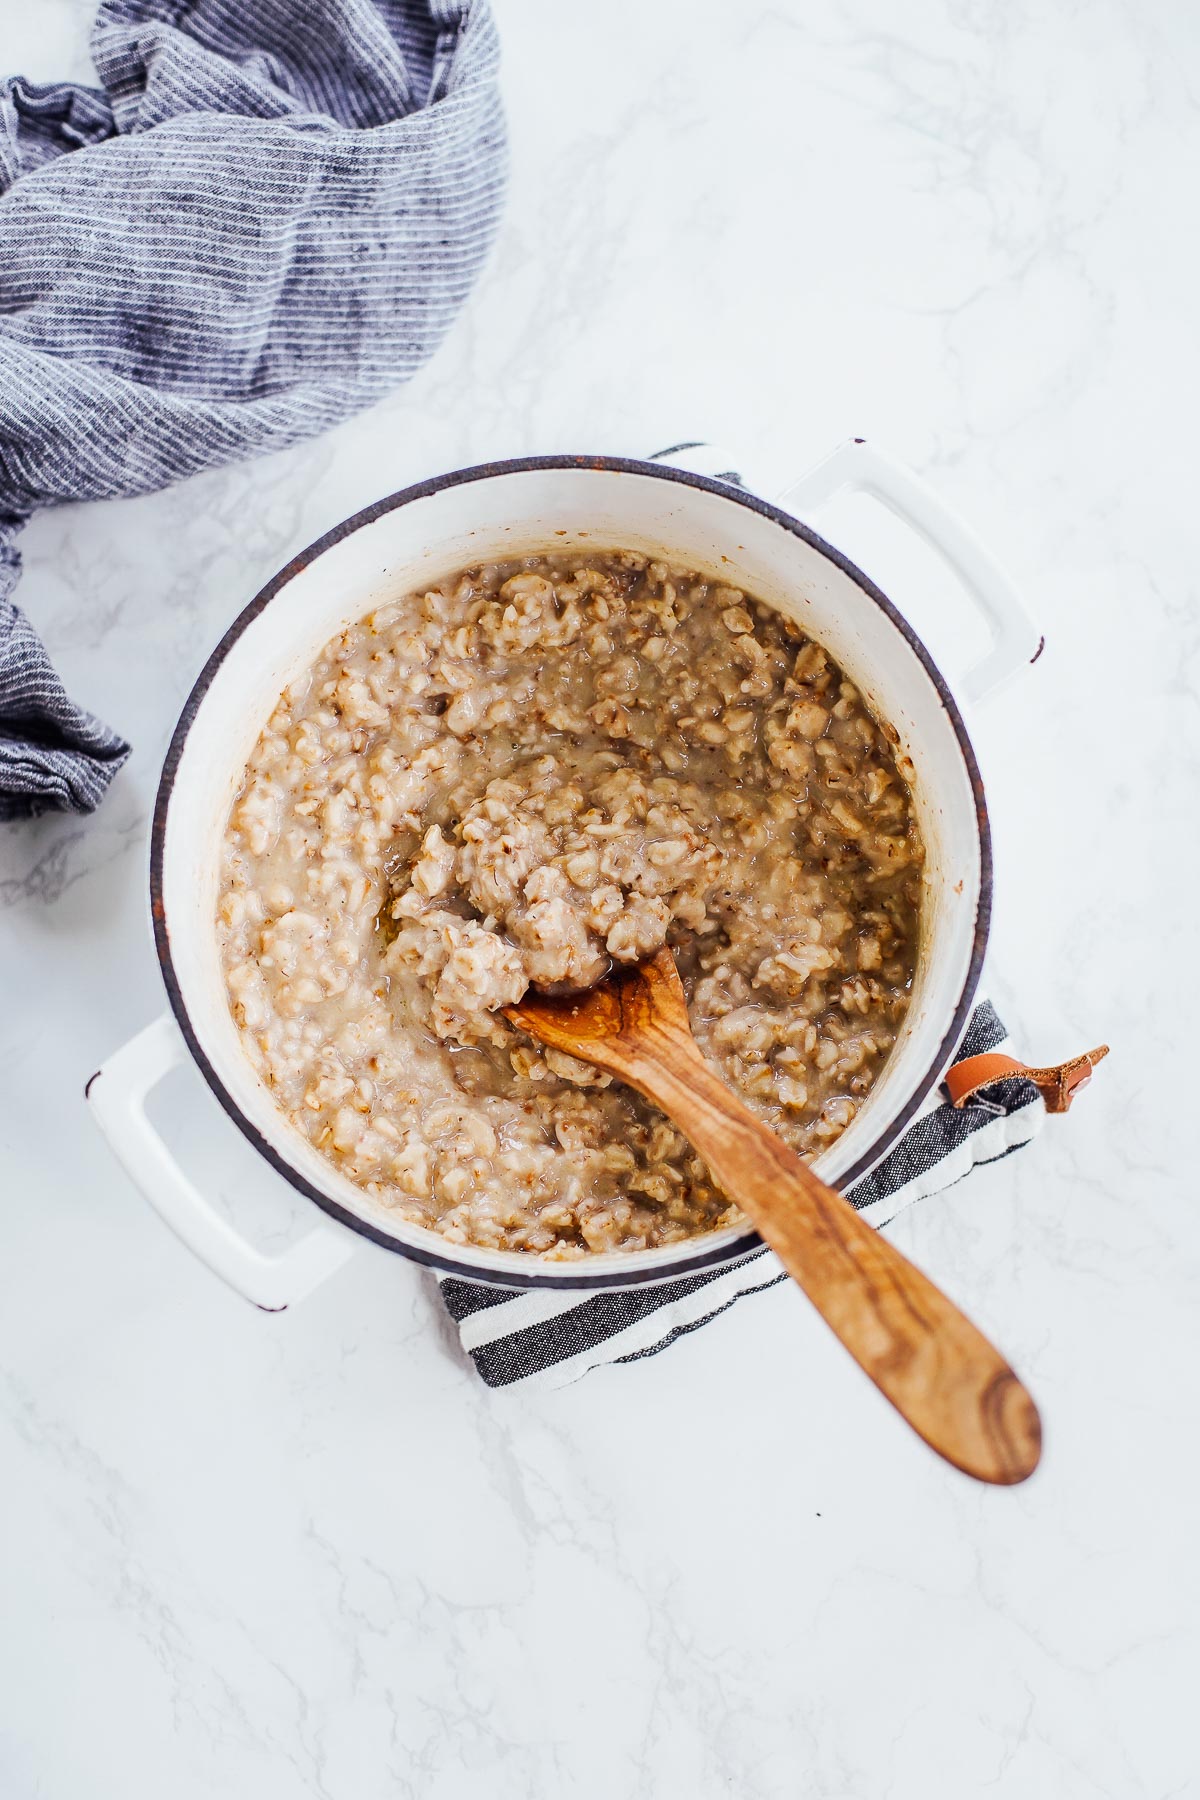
[150,454,991,1292]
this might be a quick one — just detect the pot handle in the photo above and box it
[86,1014,356,1310]
[775,438,1043,704]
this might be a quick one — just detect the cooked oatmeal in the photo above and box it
[218,553,923,1256]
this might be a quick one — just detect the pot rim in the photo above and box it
[149,454,991,1290]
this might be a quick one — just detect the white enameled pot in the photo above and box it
[87,441,1040,1308]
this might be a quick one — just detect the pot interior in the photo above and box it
[155,461,987,1286]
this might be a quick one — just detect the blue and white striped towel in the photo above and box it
[0,0,505,820]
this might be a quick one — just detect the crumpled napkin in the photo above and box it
[0,0,506,820]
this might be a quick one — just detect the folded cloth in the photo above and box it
[0,0,505,821]
[436,999,1044,1391]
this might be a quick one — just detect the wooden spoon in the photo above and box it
[506,947,1041,1485]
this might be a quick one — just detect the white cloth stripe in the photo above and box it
[509,1259,790,1394]
[847,1093,1041,1227]
[454,1287,598,1353]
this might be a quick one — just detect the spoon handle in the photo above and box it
[622,1032,1042,1485]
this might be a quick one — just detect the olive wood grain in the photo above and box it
[506,948,1041,1486]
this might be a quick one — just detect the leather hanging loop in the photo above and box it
[945,1045,1109,1114]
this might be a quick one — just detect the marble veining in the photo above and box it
[1,2,1196,1796]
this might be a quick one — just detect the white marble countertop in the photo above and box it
[2,4,1196,1796]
